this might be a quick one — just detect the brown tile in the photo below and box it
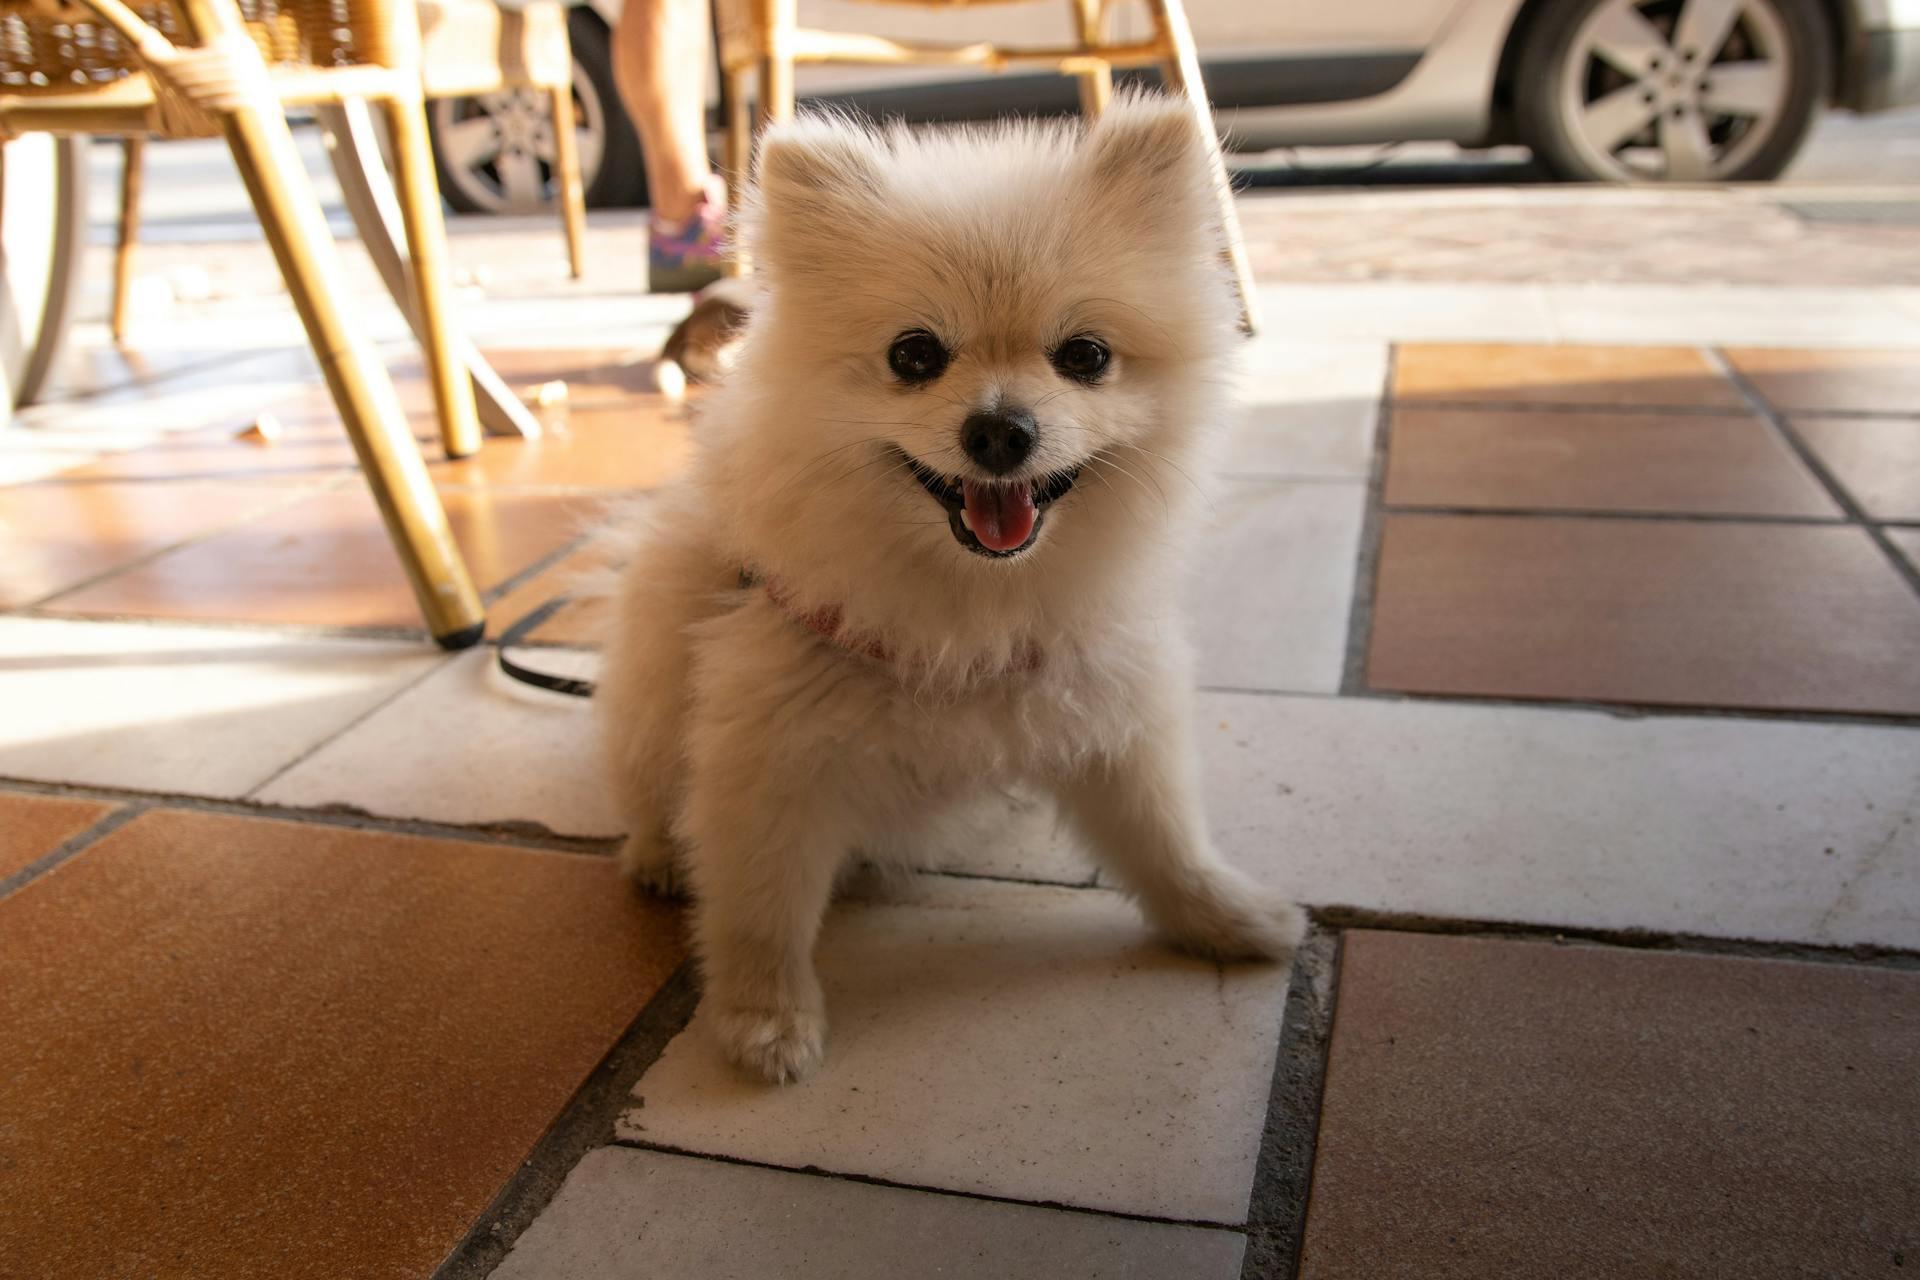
[1301,931,1920,1280]
[488,550,615,647]
[1366,515,1920,715]
[435,403,694,491]
[0,480,294,608]
[1384,407,1838,517]
[0,808,682,1280]
[60,419,376,485]
[1792,416,1920,520]
[48,485,593,629]
[1393,345,1746,409]
[0,792,115,883]
[1724,348,1920,414]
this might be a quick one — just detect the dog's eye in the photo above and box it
[888,331,949,384]
[1051,336,1110,383]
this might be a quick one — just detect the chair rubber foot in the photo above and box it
[435,621,486,651]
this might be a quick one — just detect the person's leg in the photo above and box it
[614,0,727,290]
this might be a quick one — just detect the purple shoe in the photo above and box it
[649,182,727,293]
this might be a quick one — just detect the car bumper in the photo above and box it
[1852,27,1920,111]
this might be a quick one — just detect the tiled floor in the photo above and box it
[5,177,1919,1280]
[1367,344,1920,716]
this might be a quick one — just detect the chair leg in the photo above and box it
[754,0,796,129]
[721,63,752,277]
[1070,0,1112,119]
[220,102,486,646]
[377,93,485,459]
[111,137,144,343]
[547,81,589,279]
[1142,0,1258,334]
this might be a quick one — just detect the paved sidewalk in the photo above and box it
[2,166,1917,1278]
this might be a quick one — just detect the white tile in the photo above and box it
[1189,480,1364,693]
[254,647,622,835]
[0,616,442,795]
[622,877,1289,1223]
[1253,283,1561,344]
[1225,340,1385,479]
[493,1147,1247,1280]
[1544,285,1920,348]
[1198,691,1920,950]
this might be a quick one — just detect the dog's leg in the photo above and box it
[1056,704,1304,961]
[678,753,848,1084]
[596,524,733,897]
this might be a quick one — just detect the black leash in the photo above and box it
[496,596,597,698]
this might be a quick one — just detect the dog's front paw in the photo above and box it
[618,830,685,899]
[714,1004,828,1084]
[1160,885,1307,963]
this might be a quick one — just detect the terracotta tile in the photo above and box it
[488,550,615,647]
[1384,407,1838,516]
[1792,416,1920,519]
[0,792,114,883]
[59,419,375,485]
[48,486,594,629]
[435,404,694,491]
[0,480,294,608]
[0,808,683,1280]
[1724,347,1920,414]
[1393,344,1746,409]
[1366,515,1920,715]
[1301,932,1920,1280]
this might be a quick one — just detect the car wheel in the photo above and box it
[1515,0,1830,182]
[427,9,646,212]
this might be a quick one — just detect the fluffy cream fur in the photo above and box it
[597,92,1303,1084]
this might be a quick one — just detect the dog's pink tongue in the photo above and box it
[963,481,1037,552]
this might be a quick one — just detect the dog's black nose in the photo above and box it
[959,408,1037,475]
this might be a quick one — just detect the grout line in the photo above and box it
[0,776,622,857]
[1704,347,1920,600]
[1378,504,1852,526]
[1389,396,1756,417]
[241,651,456,800]
[0,803,152,901]
[431,963,705,1280]
[1240,927,1341,1280]
[603,1139,1253,1235]
[1335,345,1395,696]
[1312,906,1920,969]
[481,532,594,609]
[1197,681,1920,729]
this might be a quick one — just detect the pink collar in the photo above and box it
[749,571,1042,675]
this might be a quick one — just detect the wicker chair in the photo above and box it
[104,0,589,342]
[0,0,489,646]
[713,0,1257,330]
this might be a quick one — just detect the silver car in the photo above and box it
[429,0,1920,210]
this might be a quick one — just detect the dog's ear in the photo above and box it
[1079,91,1217,237]
[748,114,882,274]
[754,114,880,215]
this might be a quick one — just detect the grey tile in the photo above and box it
[1224,340,1385,479]
[622,877,1290,1223]
[1197,691,1920,950]
[1189,480,1365,693]
[493,1147,1248,1280]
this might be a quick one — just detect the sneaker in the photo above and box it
[648,180,727,294]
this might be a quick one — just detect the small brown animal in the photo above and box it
[653,276,753,400]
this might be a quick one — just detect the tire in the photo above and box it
[428,9,646,213]
[1514,0,1830,183]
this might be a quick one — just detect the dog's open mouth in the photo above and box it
[893,448,1079,558]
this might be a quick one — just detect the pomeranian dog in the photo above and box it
[598,91,1303,1084]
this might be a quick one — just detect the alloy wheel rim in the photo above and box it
[429,65,608,213]
[1558,0,1791,182]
